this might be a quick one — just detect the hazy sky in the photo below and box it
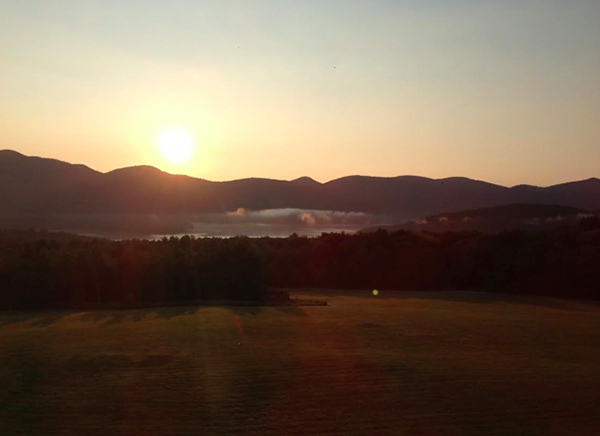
[1,1,599,186]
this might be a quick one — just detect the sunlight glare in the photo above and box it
[157,130,194,163]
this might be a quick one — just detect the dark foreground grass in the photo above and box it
[1,291,600,435]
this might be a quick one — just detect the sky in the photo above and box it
[0,0,599,186]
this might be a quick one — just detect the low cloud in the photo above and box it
[228,208,247,217]
[197,208,376,226]
[578,213,594,219]
[299,213,317,225]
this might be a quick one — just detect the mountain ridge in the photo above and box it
[1,150,600,219]
[4,150,596,187]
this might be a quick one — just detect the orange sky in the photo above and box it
[1,1,599,186]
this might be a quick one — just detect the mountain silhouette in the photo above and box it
[1,150,599,221]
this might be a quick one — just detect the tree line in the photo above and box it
[1,217,599,310]
[0,235,265,309]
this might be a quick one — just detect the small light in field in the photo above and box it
[373,290,379,296]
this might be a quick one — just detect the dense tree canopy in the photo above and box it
[0,217,599,310]
[0,235,266,309]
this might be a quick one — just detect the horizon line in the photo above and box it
[1,148,598,189]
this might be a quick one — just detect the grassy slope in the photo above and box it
[1,291,600,436]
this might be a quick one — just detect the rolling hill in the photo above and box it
[361,204,596,234]
[1,150,600,231]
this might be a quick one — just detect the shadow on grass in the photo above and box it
[271,305,308,317]
[0,302,296,329]
[229,306,263,316]
[0,312,71,329]
[292,288,594,312]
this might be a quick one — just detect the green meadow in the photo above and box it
[2,291,600,436]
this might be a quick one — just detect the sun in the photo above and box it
[157,130,194,163]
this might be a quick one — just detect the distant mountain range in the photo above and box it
[1,150,600,228]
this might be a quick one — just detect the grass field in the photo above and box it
[1,291,600,436]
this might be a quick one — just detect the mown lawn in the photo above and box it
[1,291,600,435]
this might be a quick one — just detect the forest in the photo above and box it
[1,217,599,310]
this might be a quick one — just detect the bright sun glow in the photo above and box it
[157,130,194,163]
